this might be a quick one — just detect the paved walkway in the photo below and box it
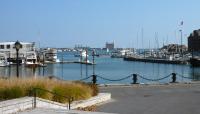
[97,83,200,114]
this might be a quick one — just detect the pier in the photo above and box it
[45,61,95,65]
[123,56,188,65]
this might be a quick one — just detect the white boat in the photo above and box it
[0,53,8,67]
[79,50,89,62]
[41,48,60,63]
[25,51,39,67]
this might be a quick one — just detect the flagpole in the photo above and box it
[179,21,183,58]
[180,29,183,57]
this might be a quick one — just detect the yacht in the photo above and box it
[25,51,39,67]
[190,56,200,67]
[40,48,60,63]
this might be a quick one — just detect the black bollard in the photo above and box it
[171,73,177,83]
[92,75,97,84]
[132,74,138,84]
[33,88,36,108]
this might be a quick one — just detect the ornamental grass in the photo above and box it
[0,77,98,103]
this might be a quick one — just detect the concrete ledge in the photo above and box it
[0,93,111,114]
[36,97,68,109]
[0,97,33,114]
[71,93,111,109]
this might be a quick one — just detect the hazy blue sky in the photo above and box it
[0,0,200,48]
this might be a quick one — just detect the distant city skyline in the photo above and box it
[0,0,200,48]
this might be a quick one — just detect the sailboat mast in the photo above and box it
[141,28,145,58]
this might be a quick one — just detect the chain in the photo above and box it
[137,74,172,81]
[79,75,92,81]
[176,73,194,79]
[96,75,132,82]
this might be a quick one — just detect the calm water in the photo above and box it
[0,51,200,84]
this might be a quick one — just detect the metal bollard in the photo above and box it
[171,73,177,83]
[33,88,36,108]
[92,75,97,84]
[132,74,138,84]
[68,97,74,110]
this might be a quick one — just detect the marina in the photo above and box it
[0,51,199,84]
[1,1,200,114]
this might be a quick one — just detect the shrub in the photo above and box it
[52,86,68,103]
[26,83,49,99]
[88,83,99,96]
[52,83,92,103]
[0,86,24,100]
[74,81,99,96]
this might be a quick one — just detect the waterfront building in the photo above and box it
[188,29,200,53]
[105,42,114,50]
[160,44,187,54]
[0,41,36,63]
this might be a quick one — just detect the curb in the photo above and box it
[71,93,111,109]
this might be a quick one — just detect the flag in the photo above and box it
[180,21,183,26]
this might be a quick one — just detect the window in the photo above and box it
[13,44,23,49]
[0,45,4,49]
[6,45,10,49]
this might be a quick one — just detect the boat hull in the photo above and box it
[190,58,200,67]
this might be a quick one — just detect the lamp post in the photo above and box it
[92,50,95,75]
[15,41,22,78]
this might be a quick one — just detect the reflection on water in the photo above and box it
[0,52,200,84]
[190,67,200,80]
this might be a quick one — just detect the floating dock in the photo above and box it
[124,56,188,65]
[73,61,95,65]
[45,61,95,65]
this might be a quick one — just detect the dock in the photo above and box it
[73,61,95,65]
[45,61,95,65]
[124,56,188,65]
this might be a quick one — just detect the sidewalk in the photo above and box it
[97,83,200,114]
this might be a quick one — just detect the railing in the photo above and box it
[0,88,74,114]
[79,72,196,84]
[30,88,73,110]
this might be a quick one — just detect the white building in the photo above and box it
[0,41,36,63]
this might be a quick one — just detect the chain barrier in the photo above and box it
[137,74,172,81]
[78,73,193,83]
[79,75,92,81]
[176,73,194,79]
[96,74,132,82]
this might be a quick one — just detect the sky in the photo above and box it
[0,0,200,48]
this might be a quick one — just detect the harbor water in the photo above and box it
[0,51,200,84]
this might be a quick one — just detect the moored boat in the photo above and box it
[190,57,200,67]
[0,53,9,67]
[25,51,39,68]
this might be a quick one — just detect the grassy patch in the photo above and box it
[0,78,98,103]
